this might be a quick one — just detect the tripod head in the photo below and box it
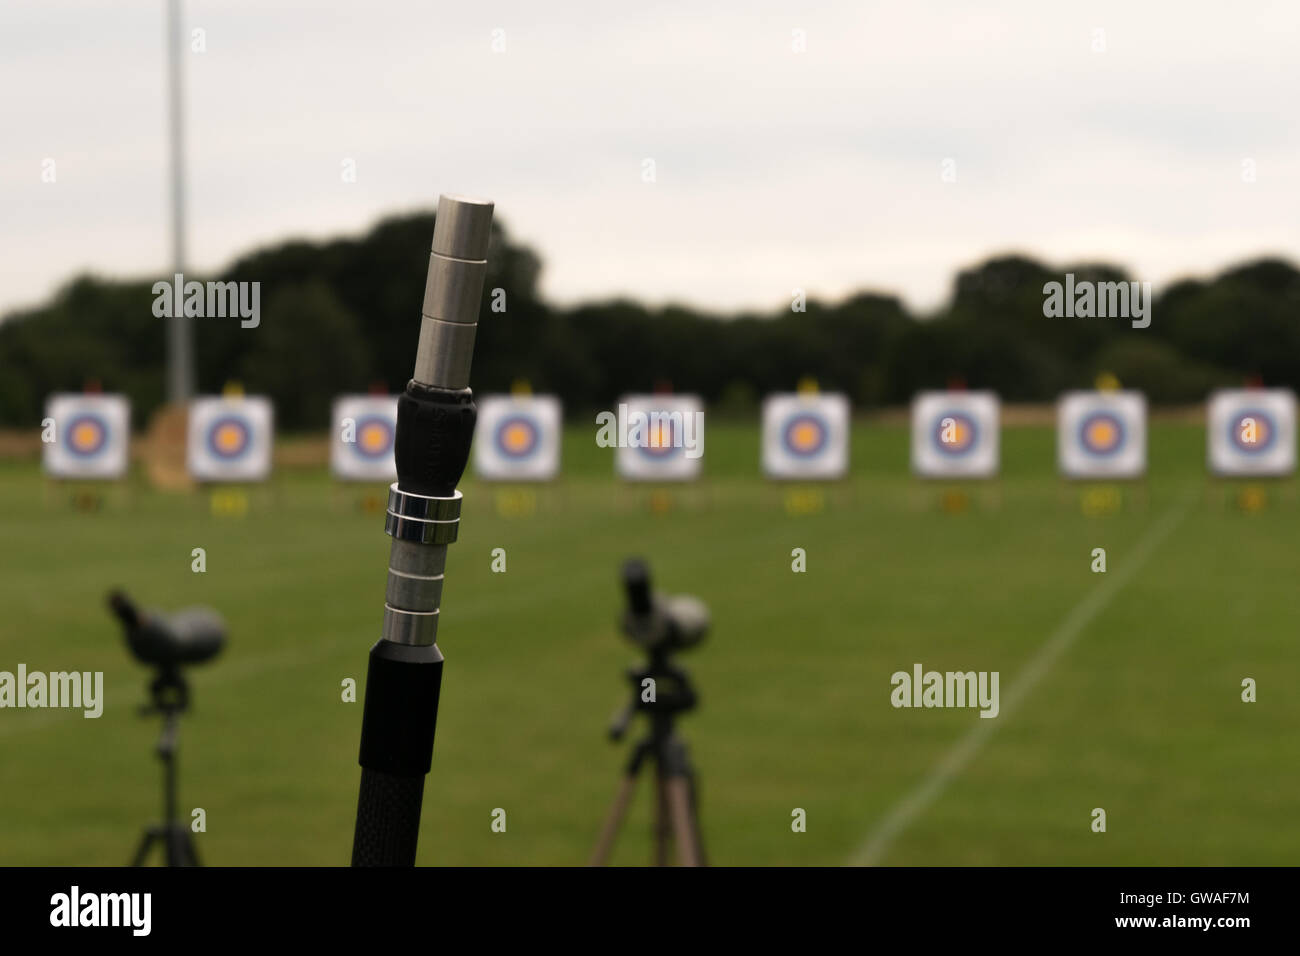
[107,590,226,714]
[608,559,709,742]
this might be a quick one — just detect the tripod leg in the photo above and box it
[687,777,707,867]
[164,826,180,867]
[130,828,157,867]
[653,774,670,867]
[684,769,708,866]
[589,775,637,866]
[167,825,200,867]
[661,735,706,866]
[664,778,702,867]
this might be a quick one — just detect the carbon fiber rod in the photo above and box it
[351,195,493,866]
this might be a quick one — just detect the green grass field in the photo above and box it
[2,421,1297,865]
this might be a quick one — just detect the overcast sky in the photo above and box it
[2,0,1297,317]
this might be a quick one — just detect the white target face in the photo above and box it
[1207,389,1296,477]
[762,393,849,480]
[187,396,274,482]
[910,391,1000,478]
[1058,391,1147,479]
[474,395,562,482]
[614,395,704,482]
[331,396,399,482]
[43,394,131,479]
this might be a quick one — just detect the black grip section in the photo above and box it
[394,382,476,497]
[352,768,426,866]
[352,640,444,867]
[357,639,444,775]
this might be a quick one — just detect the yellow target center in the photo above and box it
[503,423,531,452]
[359,424,387,452]
[215,424,243,453]
[792,422,819,449]
[72,422,99,448]
[1088,421,1116,446]
[1239,418,1268,444]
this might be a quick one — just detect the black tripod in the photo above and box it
[130,668,200,867]
[590,651,707,866]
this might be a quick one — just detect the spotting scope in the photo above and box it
[621,558,710,654]
[109,590,226,669]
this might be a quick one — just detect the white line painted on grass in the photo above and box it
[849,496,1191,866]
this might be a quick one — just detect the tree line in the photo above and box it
[1,210,1297,430]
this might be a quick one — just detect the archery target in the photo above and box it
[187,396,273,482]
[43,394,130,479]
[614,395,704,481]
[474,395,562,481]
[762,393,849,479]
[1058,391,1147,479]
[1207,389,1295,477]
[331,396,398,481]
[911,391,1000,478]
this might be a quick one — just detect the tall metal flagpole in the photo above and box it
[165,0,194,402]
